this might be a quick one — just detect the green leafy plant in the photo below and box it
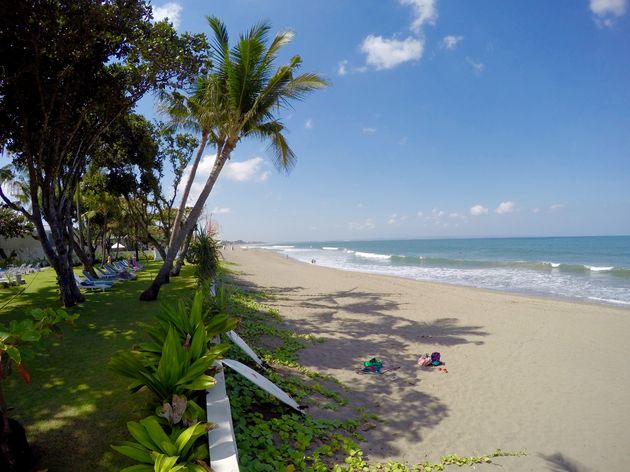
[186,228,221,287]
[110,291,235,427]
[143,290,237,352]
[109,325,226,423]
[111,415,212,472]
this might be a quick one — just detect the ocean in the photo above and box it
[253,236,630,307]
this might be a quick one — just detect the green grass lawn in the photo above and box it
[0,262,198,471]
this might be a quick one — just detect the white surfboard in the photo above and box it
[226,330,264,367]
[221,359,304,413]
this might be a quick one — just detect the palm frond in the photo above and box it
[250,121,295,172]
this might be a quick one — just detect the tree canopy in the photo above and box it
[0,0,209,306]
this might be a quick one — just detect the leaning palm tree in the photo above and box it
[140,17,328,301]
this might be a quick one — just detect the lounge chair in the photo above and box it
[94,266,118,280]
[83,270,117,284]
[74,274,112,291]
[105,263,136,280]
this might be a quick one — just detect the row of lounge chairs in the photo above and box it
[74,260,144,292]
[0,263,44,287]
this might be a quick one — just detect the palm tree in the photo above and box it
[140,17,328,300]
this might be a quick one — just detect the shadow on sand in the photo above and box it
[225,273,490,462]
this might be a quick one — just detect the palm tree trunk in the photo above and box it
[171,225,195,276]
[167,133,208,252]
[140,141,233,301]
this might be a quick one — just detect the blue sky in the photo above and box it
[142,0,630,242]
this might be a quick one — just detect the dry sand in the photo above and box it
[224,247,630,471]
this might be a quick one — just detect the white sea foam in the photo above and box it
[354,251,391,260]
[587,297,630,306]
[586,265,614,272]
[543,261,561,268]
[322,247,339,251]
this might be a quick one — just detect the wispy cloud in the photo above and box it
[496,201,516,214]
[400,0,438,33]
[338,60,348,76]
[466,57,485,75]
[212,207,231,215]
[362,127,377,134]
[305,118,314,129]
[550,203,565,211]
[442,35,464,50]
[349,218,375,231]
[361,35,424,70]
[590,0,627,27]
[152,2,183,28]
[470,204,488,216]
[387,213,398,225]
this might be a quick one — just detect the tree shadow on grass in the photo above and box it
[4,264,199,471]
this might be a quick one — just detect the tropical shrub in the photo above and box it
[186,229,221,287]
[111,416,212,472]
[111,290,236,470]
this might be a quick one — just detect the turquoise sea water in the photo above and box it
[255,236,630,307]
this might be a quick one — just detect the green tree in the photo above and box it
[0,0,208,307]
[141,17,329,301]
[90,115,198,262]
[0,208,33,241]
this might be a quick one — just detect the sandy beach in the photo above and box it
[224,247,630,471]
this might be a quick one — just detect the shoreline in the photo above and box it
[246,247,630,311]
[224,246,630,471]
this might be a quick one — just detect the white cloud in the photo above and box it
[152,2,183,28]
[590,0,627,16]
[590,0,627,27]
[212,207,231,215]
[400,0,438,33]
[361,35,424,70]
[550,203,565,211]
[178,154,269,206]
[349,218,375,231]
[467,57,485,75]
[338,60,348,76]
[387,213,398,225]
[224,157,270,182]
[442,35,464,50]
[496,201,516,214]
[305,118,314,129]
[470,205,488,216]
[362,127,377,134]
[417,210,424,217]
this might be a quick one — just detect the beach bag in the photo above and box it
[418,356,432,367]
[430,352,441,366]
